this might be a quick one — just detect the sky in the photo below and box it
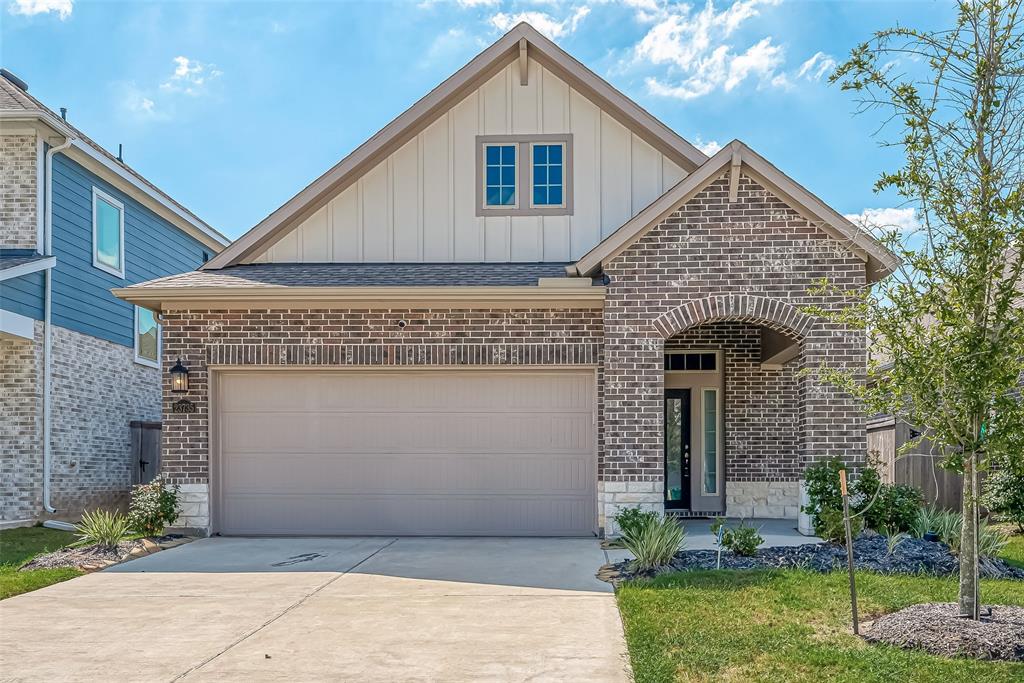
[1,0,953,241]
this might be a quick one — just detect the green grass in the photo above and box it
[0,526,83,600]
[998,532,1024,569]
[617,569,1024,683]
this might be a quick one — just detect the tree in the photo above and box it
[815,0,1024,620]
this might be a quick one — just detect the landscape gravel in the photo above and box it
[863,602,1024,661]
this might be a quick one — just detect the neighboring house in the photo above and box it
[115,24,898,537]
[0,70,229,527]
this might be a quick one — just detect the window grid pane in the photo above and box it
[95,198,121,270]
[484,145,516,206]
[532,144,564,206]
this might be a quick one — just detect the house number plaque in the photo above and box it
[172,399,197,414]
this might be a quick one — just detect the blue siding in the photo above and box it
[0,270,44,319]
[0,153,211,347]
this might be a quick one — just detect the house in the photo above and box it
[114,24,897,537]
[0,70,229,527]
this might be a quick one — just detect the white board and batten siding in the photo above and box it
[254,57,688,265]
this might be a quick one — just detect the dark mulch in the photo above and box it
[863,603,1024,661]
[19,534,184,571]
[605,534,1024,583]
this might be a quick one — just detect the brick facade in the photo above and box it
[0,322,161,525]
[1,134,38,250]
[155,173,867,536]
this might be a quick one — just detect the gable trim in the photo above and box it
[571,140,900,283]
[202,22,708,270]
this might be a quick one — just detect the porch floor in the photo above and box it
[676,518,822,551]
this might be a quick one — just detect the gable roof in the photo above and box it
[571,140,900,283]
[202,22,708,270]
[0,73,229,252]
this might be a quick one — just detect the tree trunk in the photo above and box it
[958,452,981,619]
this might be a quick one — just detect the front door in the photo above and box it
[664,389,691,510]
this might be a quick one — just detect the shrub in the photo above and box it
[621,515,686,571]
[814,507,863,543]
[983,467,1024,533]
[613,506,659,539]
[853,467,923,533]
[74,509,131,549]
[710,518,765,556]
[910,506,1010,558]
[801,458,846,521]
[128,475,181,536]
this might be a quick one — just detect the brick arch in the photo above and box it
[653,294,816,340]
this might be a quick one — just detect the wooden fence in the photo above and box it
[867,417,963,510]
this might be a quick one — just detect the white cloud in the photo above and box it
[635,0,786,100]
[160,56,222,97]
[420,28,486,68]
[118,83,169,122]
[8,0,71,19]
[796,51,837,82]
[457,0,498,6]
[844,207,921,235]
[490,6,591,40]
[693,136,721,155]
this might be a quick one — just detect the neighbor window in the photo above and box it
[476,135,572,216]
[484,144,517,207]
[134,306,160,368]
[92,187,125,277]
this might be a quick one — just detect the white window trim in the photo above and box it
[700,387,722,496]
[133,305,160,369]
[92,186,126,278]
[481,143,520,210]
[528,142,567,210]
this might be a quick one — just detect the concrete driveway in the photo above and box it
[0,537,629,682]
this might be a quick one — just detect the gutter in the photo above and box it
[42,136,74,513]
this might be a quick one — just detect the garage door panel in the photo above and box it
[221,493,595,536]
[217,371,596,536]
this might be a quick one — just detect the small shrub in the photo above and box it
[74,509,131,549]
[910,506,1010,558]
[613,506,659,539]
[885,530,910,556]
[801,458,846,521]
[621,515,686,571]
[128,475,181,536]
[710,518,764,556]
[814,507,863,543]
[983,467,1024,533]
[851,463,923,533]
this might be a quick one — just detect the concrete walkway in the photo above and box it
[0,537,629,682]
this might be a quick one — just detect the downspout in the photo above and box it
[42,136,73,514]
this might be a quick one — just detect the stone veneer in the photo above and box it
[0,321,160,524]
[1,134,38,250]
[157,173,867,536]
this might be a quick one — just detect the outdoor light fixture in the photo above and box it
[170,358,189,393]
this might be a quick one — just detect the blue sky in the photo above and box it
[3,0,951,240]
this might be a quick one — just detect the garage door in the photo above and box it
[215,370,596,536]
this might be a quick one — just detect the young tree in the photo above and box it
[818,0,1024,619]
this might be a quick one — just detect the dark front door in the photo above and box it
[664,389,691,510]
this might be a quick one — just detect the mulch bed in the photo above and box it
[20,534,187,571]
[863,603,1024,661]
[601,534,1024,584]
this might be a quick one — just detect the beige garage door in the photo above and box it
[215,370,596,536]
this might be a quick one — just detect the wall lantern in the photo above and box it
[170,358,190,393]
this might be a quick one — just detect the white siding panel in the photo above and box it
[392,138,421,261]
[256,57,682,265]
[300,205,330,262]
[330,185,359,261]
[600,113,631,238]
[361,163,390,261]
[421,115,451,261]
[451,92,482,261]
[569,89,600,259]
[631,134,662,215]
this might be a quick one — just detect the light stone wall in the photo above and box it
[171,483,209,533]
[725,481,800,519]
[598,481,661,536]
[1,134,39,250]
[0,321,161,524]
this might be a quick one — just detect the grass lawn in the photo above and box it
[998,531,1024,569]
[0,526,82,600]
[617,568,1024,682]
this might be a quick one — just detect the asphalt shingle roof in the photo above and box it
[0,252,49,272]
[127,263,588,289]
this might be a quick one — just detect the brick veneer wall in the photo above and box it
[601,173,867,521]
[159,308,604,493]
[1,134,38,250]
[1,322,160,524]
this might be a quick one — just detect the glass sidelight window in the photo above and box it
[702,388,719,495]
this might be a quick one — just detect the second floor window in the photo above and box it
[476,135,572,217]
[92,187,125,278]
